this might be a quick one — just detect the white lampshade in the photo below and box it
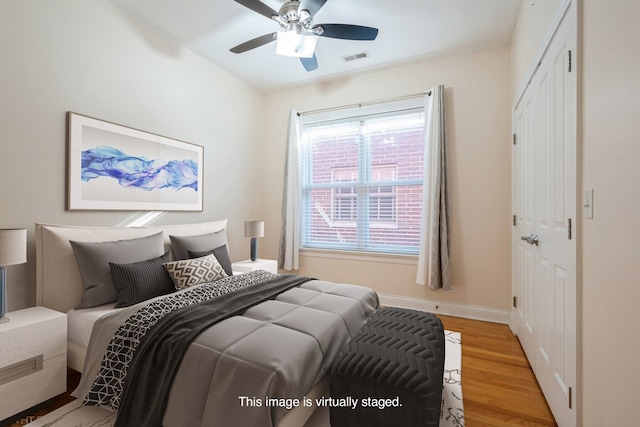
[244,221,264,239]
[0,229,27,266]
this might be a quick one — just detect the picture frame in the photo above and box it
[67,112,203,211]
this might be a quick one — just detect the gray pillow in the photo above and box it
[110,252,175,308]
[70,232,165,309]
[188,244,233,276]
[169,230,227,260]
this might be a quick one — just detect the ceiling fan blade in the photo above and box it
[233,0,278,20]
[315,24,379,41]
[300,54,318,72]
[230,33,277,54]
[298,0,328,17]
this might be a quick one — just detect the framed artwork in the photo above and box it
[67,112,203,211]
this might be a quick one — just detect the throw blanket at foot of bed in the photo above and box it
[74,271,379,427]
[330,307,445,427]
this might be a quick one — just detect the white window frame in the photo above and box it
[300,97,425,255]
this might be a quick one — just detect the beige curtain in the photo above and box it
[417,85,451,290]
[278,110,302,271]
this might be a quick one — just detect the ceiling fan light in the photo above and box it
[276,31,318,58]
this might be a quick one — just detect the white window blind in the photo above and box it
[300,101,425,254]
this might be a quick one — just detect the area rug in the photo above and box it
[27,331,464,427]
[24,401,114,427]
[441,330,464,427]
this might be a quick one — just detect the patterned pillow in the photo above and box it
[163,254,228,290]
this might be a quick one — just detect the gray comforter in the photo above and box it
[73,271,378,426]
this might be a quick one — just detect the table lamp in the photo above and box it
[0,228,27,323]
[244,221,264,262]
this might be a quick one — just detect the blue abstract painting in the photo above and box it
[68,112,203,211]
[81,146,198,192]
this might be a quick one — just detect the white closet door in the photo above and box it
[512,5,577,426]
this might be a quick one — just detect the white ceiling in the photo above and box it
[109,0,522,93]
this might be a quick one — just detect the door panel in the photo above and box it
[514,93,536,362]
[538,255,550,365]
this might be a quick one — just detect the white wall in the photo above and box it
[0,0,263,310]
[261,47,513,318]
[581,1,640,425]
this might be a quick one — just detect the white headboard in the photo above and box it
[35,220,228,313]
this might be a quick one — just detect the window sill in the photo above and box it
[299,248,418,265]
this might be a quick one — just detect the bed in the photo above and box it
[35,221,379,427]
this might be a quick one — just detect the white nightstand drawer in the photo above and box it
[0,307,67,421]
[0,354,66,421]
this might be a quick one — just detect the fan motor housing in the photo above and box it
[279,1,301,22]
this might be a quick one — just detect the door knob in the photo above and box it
[520,234,539,246]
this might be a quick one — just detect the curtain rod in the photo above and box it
[297,90,431,117]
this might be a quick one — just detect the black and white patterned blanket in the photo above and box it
[83,270,277,410]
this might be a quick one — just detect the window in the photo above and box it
[300,101,425,254]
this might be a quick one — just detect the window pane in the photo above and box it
[304,124,358,186]
[368,184,423,251]
[369,114,425,182]
[305,188,357,246]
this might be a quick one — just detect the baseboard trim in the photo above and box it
[378,294,511,325]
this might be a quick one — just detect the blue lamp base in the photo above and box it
[250,238,258,262]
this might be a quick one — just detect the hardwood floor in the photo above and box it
[439,315,557,426]
[2,317,556,427]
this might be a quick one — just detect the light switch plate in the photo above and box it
[584,188,594,219]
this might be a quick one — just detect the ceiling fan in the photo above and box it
[230,0,379,71]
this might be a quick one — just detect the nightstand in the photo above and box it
[0,306,67,421]
[232,259,278,274]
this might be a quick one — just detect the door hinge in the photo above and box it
[513,133,517,145]
[513,296,517,308]
[568,218,572,240]
[568,50,572,72]
[569,386,573,409]
[513,215,517,226]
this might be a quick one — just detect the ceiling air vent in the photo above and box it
[342,51,369,62]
